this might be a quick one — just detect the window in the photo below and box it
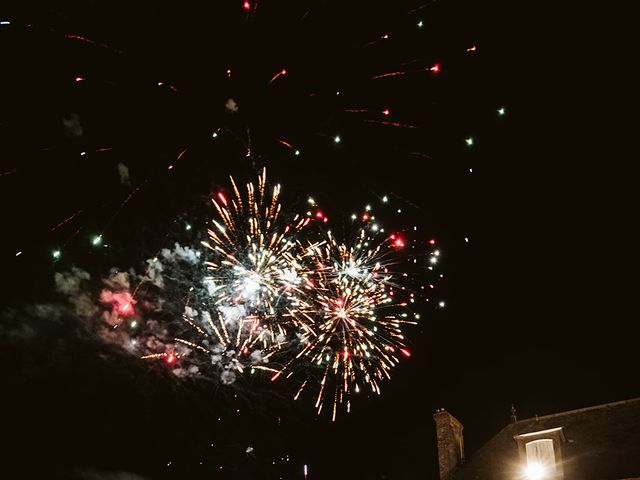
[514,427,565,479]
[526,439,557,473]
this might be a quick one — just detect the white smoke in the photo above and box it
[160,243,201,264]
[103,269,131,290]
[144,257,164,288]
[220,369,236,384]
[62,112,83,138]
[117,162,131,186]
[54,267,98,318]
[225,98,239,113]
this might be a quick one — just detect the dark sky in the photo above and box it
[1,1,636,479]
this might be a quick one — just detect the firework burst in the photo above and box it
[173,169,318,378]
[278,227,416,421]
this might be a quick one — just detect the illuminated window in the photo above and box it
[514,427,565,479]
[526,439,557,474]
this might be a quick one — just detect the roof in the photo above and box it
[451,397,640,480]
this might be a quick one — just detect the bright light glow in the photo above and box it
[242,274,262,297]
[334,135,341,144]
[185,223,192,231]
[524,462,547,480]
[92,235,102,246]
[52,250,61,259]
[382,109,390,116]
[295,149,301,156]
[382,195,388,202]
[212,132,218,138]
[498,107,506,116]
[417,20,424,28]
[465,137,474,146]
[243,1,251,11]
[430,64,440,73]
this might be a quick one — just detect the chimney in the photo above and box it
[433,409,465,480]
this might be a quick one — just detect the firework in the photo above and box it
[275,223,416,421]
[177,169,318,375]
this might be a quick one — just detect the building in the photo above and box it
[434,397,640,480]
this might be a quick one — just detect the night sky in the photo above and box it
[1,1,636,479]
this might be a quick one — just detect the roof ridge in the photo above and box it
[516,397,640,423]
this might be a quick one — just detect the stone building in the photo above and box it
[434,397,640,480]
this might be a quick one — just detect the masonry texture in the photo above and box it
[434,409,465,480]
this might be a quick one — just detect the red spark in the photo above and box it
[430,64,440,73]
[271,372,281,382]
[466,45,477,52]
[382,109,390,116]
[400,348,411,358]
[315,211,324,218]
[391,235,405,248]
[281,69,287,75]
[218,192,228,206]
[429,239,436,245]
[362,214,370,221]
[166,354,175,364]
[243,1,251,11]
